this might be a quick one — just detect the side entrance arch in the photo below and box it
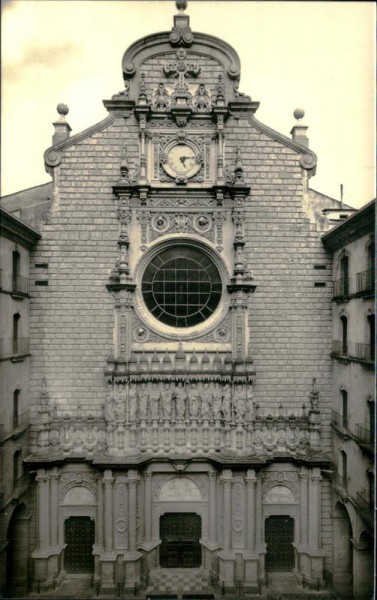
[6,503,29,597]
[265,515,294,572]
[64,517,95,573]
[160,513,201,568]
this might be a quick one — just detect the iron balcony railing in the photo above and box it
[333,278,350,298]
[356,269,374,293]
[0,411,30,445]
[331,409,348,430]
[355,490,374,522]
[355,423,375,446]
[332,471,348,491]
[0,338,30,359]
[354,343,374,362]
[332,340,348,357]
[12,274,29,295]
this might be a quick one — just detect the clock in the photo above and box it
[162,142,201,180]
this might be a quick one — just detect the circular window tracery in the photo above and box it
[141,246,222,328]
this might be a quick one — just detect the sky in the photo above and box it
[1,0,375,208]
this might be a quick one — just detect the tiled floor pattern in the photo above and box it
[146,568,213,595]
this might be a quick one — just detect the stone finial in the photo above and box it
[290,107,308,148]
[52,103,71,145]
[176,0,187,12]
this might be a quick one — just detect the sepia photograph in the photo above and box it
[0,1,375,599]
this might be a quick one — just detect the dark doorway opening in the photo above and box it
[64,516,95,573]
[160,513,201,568]
[265,515,294,572]
[6,504,29,597]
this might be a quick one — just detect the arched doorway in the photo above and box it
[6,504,29,597]
[64,517,95,573]
[333,502,353,597]
[265,516,294,572]
[160,513,201,568]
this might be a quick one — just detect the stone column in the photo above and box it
[221,470,233,552]
[208,471,217,544]
[299,467,309,546]
[144,472,152,543]
[255,473,263,548]
[36,469,50,549]
[103,470,114,553]
[245,469,256,552]
[127,471,139,552]
[97,473,104,549]
[49,469,59,547]
[309,469,322,551]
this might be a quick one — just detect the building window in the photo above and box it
[340,255,349,296]
[12,251,20,292]
[340,450,347,488]
[340,315,348,355]
[367,240,375,282]
[341,389,348,429]
[367,314,375,361]
[13,389,20,429]
[141,245,222,328]
[12,313,20,354]
[13,450,21,487]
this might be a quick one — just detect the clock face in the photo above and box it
[163,143,201,179]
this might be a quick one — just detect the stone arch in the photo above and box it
[6,503,29,597]
[264,484,296,504]
[332,501,353,598]
[263,479,299,502]
[63,486,96,505]
[59,481,97,504]
[159,476,202,501]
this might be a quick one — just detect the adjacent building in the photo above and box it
[0,3,374,598]
[322,200,375,600]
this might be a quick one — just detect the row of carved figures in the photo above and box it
[104,381,253,424]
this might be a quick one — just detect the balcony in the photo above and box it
[332,340,348,358]
[356,268,374,295]
[0,411,30,446]
[354,343,374,363]
[12,472,30,500]
[0,337,30,361]
[355,490,374,529]
[11,274,30,297]
[331,409,348,433]
[333,278,350,300]
[355,423,375,456]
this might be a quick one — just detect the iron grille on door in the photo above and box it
[160,513,201,568]
[265,515,294,572]
[64,517,95,573]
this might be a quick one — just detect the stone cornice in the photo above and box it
[0,207,41,248]
[246,114,317,176]
[44,114,116,171]
[321,199,375,251]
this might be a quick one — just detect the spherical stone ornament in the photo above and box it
[57,103,69,116]
[300,153,316,170]
[293,107,305,121]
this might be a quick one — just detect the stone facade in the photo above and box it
[0,4,373,598]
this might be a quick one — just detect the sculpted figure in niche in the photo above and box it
[234,385,246,423]
[211,383,222,421]
[201,382,211,420]
[138,382,149,421]
[152,82,170,110]
[162,382,173,421]
[189,382,200,420]
[128,384,137,422]
[193,83,211,111]
[175,382,187,420]
[104,392,115,422]
[114,391,126,422]
[150,383,160,421]
[222,384,232,422]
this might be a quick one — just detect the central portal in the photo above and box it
[160,513,202,568]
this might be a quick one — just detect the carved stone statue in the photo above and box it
[150,383,160,421]
[222,384,232,422]
[152,82,171,110]
[138,382,149,421]
[104,392,115,422]
[114,391,126,421]
[128,384,138,422]
[211,383,222,421]
[234,385,246,423]
[162,382,173,420]
[193,83,211,111]
[201,382,211,420]
[175,382,187,420]
[189,383,200,419]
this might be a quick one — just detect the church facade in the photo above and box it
[3,3,373,598]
